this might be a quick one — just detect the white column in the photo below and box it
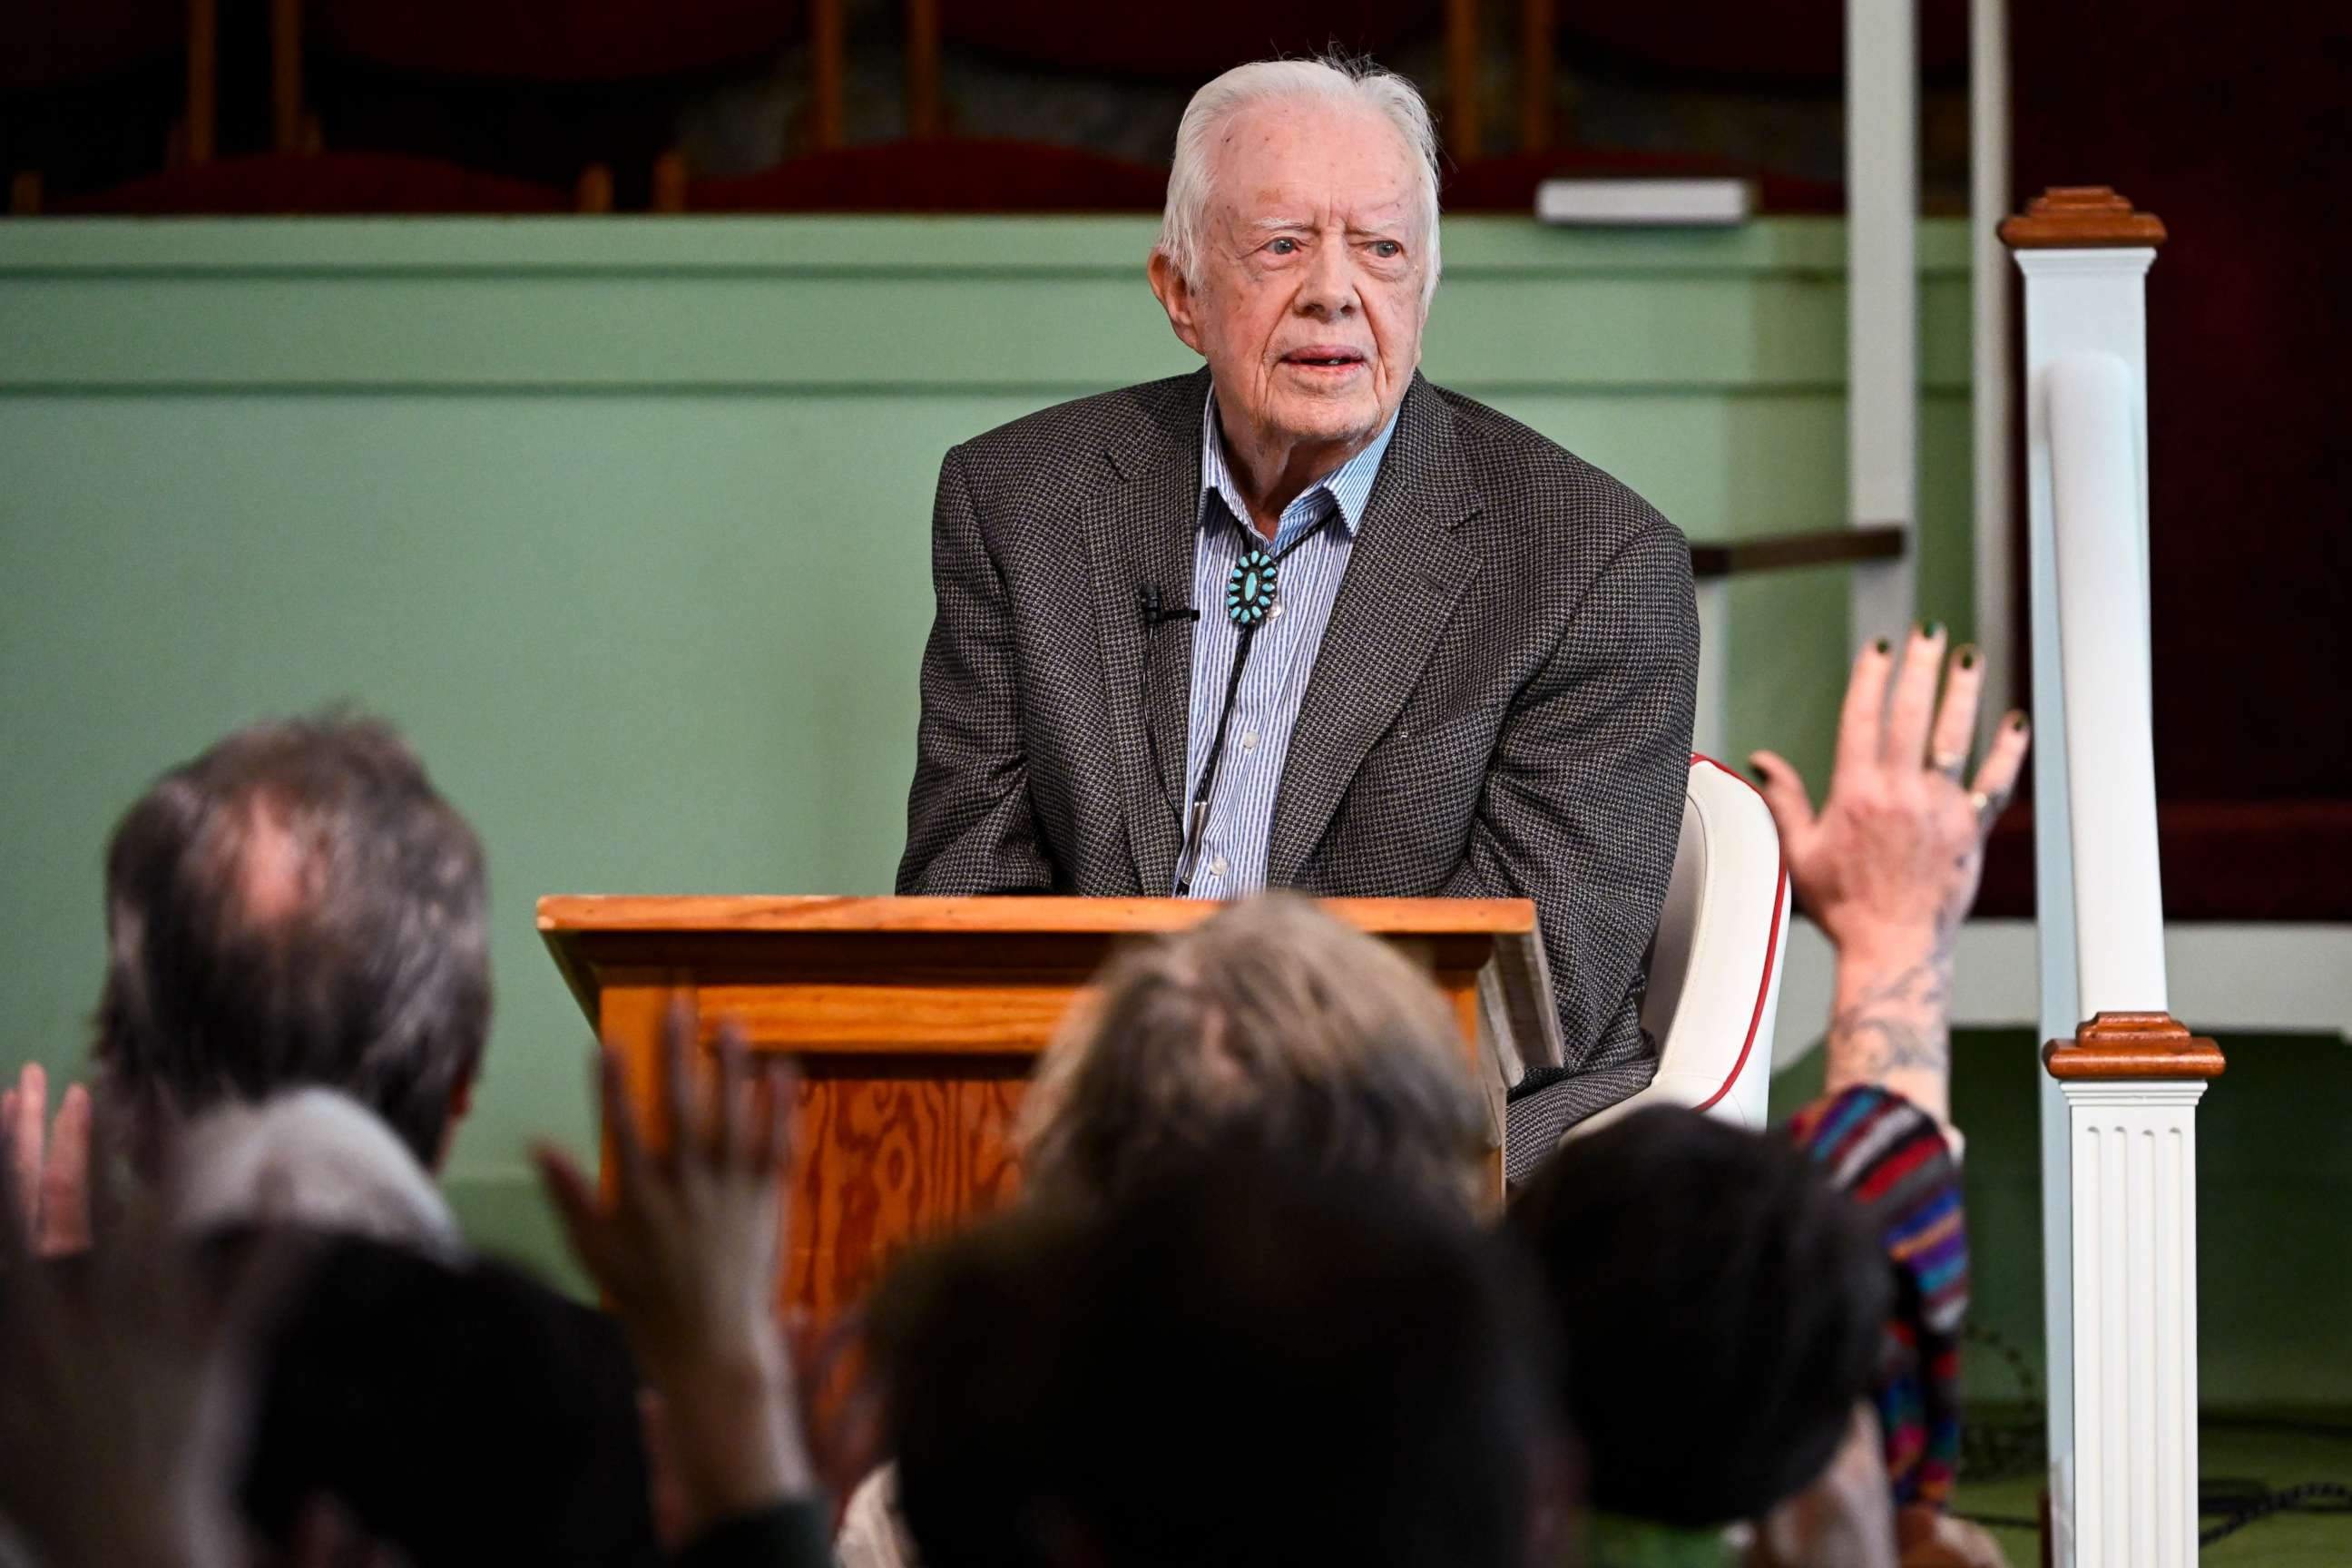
[2060,1076,2208,1568]
[2048,350,2169,1009]
[1969,0,2014,723]
[2014,234,2157,1553]
[2010,187,2191,1568]
[1846,0,1918,645]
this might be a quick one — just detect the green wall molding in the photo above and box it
[0,216,1972,393]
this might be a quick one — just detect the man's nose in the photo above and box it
[1295,240,1359,319]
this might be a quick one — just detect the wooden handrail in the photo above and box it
[1687,523,1906,580]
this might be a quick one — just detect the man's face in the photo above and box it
[1152,100,1430,462]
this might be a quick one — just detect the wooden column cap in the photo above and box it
[1999,187,2168,250]
[2043,1010,2225,1080]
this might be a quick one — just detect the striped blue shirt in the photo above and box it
[1177,391,1399,897]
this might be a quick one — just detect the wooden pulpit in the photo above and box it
[538,895,1553,1321]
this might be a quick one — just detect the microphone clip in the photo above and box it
[1138,585,1200,627]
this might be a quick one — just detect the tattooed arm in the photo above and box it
[1823,943,1956,1126]
[1749,626,2032,1140]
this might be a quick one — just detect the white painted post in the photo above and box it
[2005,188,2218,1568]
[1969,0,2014,724]
[1846,0,1918,645]
[2055,1066,2212,1568]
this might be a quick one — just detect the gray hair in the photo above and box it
[1156,54,1444,307]
[95,712,490,1174]
[1019,892,1491,1212]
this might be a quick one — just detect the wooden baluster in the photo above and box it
[810,0,846,149]
[652,151,689,214]
[1519,0,1554,152]
[271,0,303,152]
[575,164,614,214]
[906,0,941,139]
[1445,0,1481,159]
[184,0,217,165]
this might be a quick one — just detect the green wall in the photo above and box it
[0,214,1975,1279]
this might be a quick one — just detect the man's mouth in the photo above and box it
[1281,347,1367,370]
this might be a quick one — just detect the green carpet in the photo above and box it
[1951,1410,2352,1563]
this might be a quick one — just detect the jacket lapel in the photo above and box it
[1080,369,1210,895]
[1267,375,1484,886]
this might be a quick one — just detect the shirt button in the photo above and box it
[1240,730,1259,751]
[1269,603,1285,620]
[1210,854,1230,878]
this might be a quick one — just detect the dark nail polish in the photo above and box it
[1749,763,1769,783]
[2010,711,2030,731]
[1957,646,1977,670]
[1874,638,1890,655]
[1924,620,1945,640]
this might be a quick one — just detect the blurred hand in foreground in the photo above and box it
[3,1063,93,1257]
[534,1002,814,1542]
[0,1122,299,1568]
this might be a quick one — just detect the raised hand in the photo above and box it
[533,1001,814,1540]
[0,1124,297,1568]
[1747,629,2031,1126]
[1749,628,2030,963]
[3,1063,93,1257]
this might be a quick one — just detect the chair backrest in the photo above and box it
[1582,755,1788,1135]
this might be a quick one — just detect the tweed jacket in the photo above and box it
[897,368,1698,1164]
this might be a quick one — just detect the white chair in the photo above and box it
[1575,755,1790,1134]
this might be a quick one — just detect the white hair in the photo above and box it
[1157,54,1444,307]
[165,1086,464,1259]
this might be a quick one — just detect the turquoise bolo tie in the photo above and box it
[1224,546,1281,625]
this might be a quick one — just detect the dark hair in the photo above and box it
[876,1152,1555,1568]
[1508,1106,1893,1526]
[237,1230,658,1568]
[95,714,489,1171]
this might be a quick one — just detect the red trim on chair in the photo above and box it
[1686,755,1789,1113]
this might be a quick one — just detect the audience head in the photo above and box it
[1510,1106,1893,1528]
[1019,891,1490,1211]
[1151,54,1440,463]
[95,714,489,1173]
[877,1153,1554,1568]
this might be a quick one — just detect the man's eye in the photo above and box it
[1371,240,1402,259]
[1267,238,1299,255]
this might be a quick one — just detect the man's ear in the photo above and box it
[1148,250,1206,357]
[432,1068,477,1173]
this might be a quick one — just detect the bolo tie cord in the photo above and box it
[1171,507,1338,895]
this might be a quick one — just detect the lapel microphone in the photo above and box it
[1138,584,1200,627]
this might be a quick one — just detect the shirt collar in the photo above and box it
[1197,385,1399,546]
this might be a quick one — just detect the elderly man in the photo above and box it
[897,55,1698,1166]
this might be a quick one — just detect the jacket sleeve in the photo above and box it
[896,444,1058,895]
[1441,517,1699,1171]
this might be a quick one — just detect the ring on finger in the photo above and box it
[1969,788,1997,823]
[1933,750,1969,779]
